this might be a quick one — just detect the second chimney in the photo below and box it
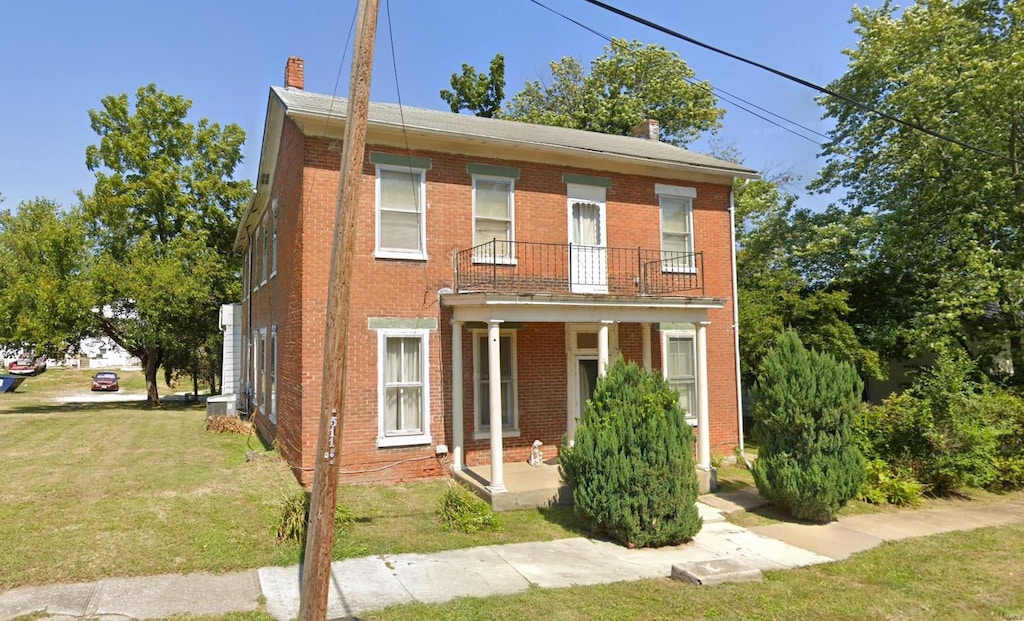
[631,119,660,141]
[285,57,305,90]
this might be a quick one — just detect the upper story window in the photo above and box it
[252,224,263,291]
[243,245,250,299]
[656,184,697,272]
[261,211,270,285]
[271,199,278,278]
[375,165,427,260]
[473,176,515,262]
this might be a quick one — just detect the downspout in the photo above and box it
[729,183,745,456]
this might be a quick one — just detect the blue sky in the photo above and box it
[0,0,860,212]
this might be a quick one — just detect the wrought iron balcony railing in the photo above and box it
[453,240,704,297]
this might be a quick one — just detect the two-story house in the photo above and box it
[235,57,755,501]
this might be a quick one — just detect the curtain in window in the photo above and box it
[572,201,601,246]
[379,170,422,251]
[385,337,422,434]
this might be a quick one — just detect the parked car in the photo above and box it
[8,357,46,376]
[91,372,120,392]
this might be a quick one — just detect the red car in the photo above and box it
[91,371,120,392]
[8,357,46,376]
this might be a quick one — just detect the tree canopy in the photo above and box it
[81,84,252,403]
[439,53,505,118]
[812,0,1024,383]
[441,39,723,147]
[0,198,92,359]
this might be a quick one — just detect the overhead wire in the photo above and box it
[526,0,826,146]
[580,0,1021,166]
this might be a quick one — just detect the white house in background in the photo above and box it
[77,337,140,370]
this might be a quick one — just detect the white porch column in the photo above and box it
[695,321,711,469]
[486,320,507,494]
[641,322,652,372]
[598,321,611,377]
[451,320,464,471]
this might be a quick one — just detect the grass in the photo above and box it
[364,524,1024,620]
[0,369,582,590]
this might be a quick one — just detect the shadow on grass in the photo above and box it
[0,398,207,415]
[535,502,589,536]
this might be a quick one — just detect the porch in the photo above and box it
[454,460,570,512]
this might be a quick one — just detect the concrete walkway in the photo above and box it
[3,493,1023,621]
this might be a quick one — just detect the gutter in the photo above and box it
[729,183,745,456]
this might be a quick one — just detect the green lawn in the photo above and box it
[0,369,581,590]
[364,524,1024,621]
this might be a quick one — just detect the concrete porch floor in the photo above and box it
[454,460,571,512]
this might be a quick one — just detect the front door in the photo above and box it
[568,186,607,293]
[576,357,600,420]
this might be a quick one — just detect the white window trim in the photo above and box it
[471,329,520,440]
[661,328,699,426]
[376,328,432,447]
[243,245,250,300]
[657,184,697,274]
[250,229,260,293]
[472,174,516,265]
[270,199,278,278]
[374,165,428,261]
[269,325,278,425]
[261,211,270,285]
[256,327,267,416]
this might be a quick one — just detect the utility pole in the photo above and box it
[298,0,379,618]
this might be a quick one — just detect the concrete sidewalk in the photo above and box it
[2,494,1023,621]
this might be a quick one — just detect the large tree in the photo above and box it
[812,0,1024,383]
[442,39,723,147]
[735,176,882,383]
[0,198,92,359]
[82,84,251,403]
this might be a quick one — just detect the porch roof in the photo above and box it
[441,291,725,324]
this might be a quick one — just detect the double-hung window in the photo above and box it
[269,325,278,425]
[261,212,269,285]
[662,329,698,425]
[473,331,518,437]
[376,165,427,260]
[657,184,696,272]
[473,176,515,262]
[252,226,263,291]
[256,328,267,416]
[377,329,431,447]
[271,199,278,277]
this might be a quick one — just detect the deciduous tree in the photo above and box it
[812,0,1024,383]
[82,84,251,403]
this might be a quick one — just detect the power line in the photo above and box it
[582,0,1021,166]
[527,0,826,146]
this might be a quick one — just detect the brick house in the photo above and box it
[235,57,756,497]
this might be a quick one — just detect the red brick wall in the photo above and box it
[251,131,741,486]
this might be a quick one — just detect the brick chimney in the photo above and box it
[631,118,660,141]
[285,57,304,90]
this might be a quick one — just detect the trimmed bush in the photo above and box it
[436,482,501,533]
[559,358,701,548]
[752,331,865,522]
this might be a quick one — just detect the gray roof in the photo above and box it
[271,86,757,179]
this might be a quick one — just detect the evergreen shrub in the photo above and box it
[752,331,865,522]
[559,358,701,548]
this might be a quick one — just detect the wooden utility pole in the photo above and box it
[298,0,379,618]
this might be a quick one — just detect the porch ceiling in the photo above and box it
[441,292,725,324]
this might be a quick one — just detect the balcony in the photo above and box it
[454,240,704,297]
